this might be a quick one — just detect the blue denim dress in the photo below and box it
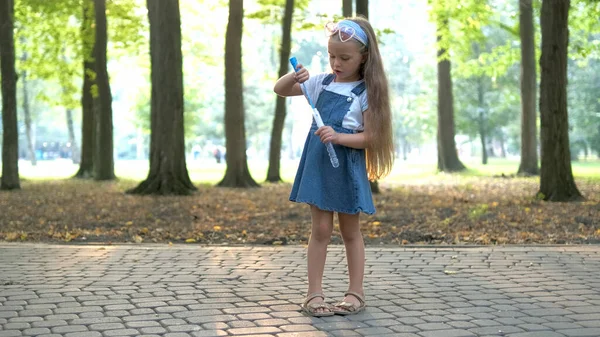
[290,74,375,215]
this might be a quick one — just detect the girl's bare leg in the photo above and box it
[306,205,334,313]
[337,212,365,306]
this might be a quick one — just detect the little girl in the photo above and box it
[273,16,394,316]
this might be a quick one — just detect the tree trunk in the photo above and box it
[75,0,96,178]
[538,0,583,202]
[477,73,488,165]
[478,112,487,165]
[266,0,294,183]
[127,0,196,195]
[355,0,368,18]
[218,0,259,188]
[66,108,79,164]
[0,0,20,190]
[93,0,115,181]
[517,0,539,176]
[343,0,352,17]
[21,67,36,166]
[436,19,466,172]
[499,132,507,158]
[19,38,36,166]
[400,133,408,160]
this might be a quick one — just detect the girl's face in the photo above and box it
[327,38,366,82]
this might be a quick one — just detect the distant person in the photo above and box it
[213,147,221,163]
[273,16,394,316]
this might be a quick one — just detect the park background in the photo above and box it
[0,0,599,246]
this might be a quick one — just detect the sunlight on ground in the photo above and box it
[6,157,599,185]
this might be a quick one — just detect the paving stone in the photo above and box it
[51,324,89,333]
[227,326,282,335]
[2,244,600,337]
[556,328,600,336]
[328,330,362,337]
[189,331,228,337]
[506,333,566,337]
[418,330,476,337]
[64,332,102,337]
[104,329,141,336]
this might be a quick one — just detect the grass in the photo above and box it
[3,156,600,185]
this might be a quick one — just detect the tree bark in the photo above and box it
[266,0,294,183]
[218,0,259,188]
[477,73,488,165]
[343,0,352,17]
[517,0,539,176]
[499,132,507,158]
[93,0,115,181]
[66,108,79,164]
[436,19,466,172]
[478,113,487,165]
[127,0,196,195]
[21,65,36,166]
[355,0,368,18]
[75,0,96,178]
[538,0,583,201]
[0,0,20,190]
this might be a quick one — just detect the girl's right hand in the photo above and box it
[294,64,309,84]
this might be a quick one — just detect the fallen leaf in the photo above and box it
[5,232,19,241]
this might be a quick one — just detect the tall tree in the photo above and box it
[0,0,20,190]
[435,14,466,172]
[517,0,539,176]
[538,0,582,201]
[218,0,259,188]
[476,75,488,165]
[355,0,368,18]
[128,0,195,195]
[20,46,36,166]
[65,106,79,164]
[343,0,352,17]
[266,0,294,183]
[75,0,97,178]
[93,0,115,180]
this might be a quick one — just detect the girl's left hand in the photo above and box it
[315,126,338,144]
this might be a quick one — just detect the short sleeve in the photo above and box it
[300,73,329,106]
[359,91,368,112]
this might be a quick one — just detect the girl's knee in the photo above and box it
[340,226,362,242]
[311,222,333,242]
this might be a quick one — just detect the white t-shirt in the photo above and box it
[300,73,369,131]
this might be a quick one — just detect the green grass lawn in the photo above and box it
[5,156,599,185]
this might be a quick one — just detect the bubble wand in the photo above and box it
[290,57,339,168]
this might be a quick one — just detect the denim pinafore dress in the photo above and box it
[289,74,375,215]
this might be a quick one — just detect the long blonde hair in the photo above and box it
[349,17,394,180]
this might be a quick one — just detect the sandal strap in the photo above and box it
[344,291,365,305]
[303,292,325,306]
[335,301,358,310]
[307,302,331,310]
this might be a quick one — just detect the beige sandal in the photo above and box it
[332,291,366,315]
[301,292,334,317]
